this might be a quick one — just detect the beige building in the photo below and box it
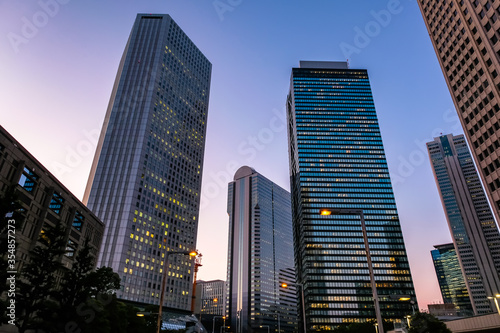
[0,125,104,282]
[418,0,500,223]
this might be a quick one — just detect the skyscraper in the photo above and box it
[195,279,225,316]
[83,14,211,310]
[427,134,500,314]
[418,0,500,223]
[431,243,473,315]
[286,61,416,330]
[226,166,297,333]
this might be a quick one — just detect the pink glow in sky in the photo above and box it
[0,0,472,311]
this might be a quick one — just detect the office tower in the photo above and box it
[427,134,500,314]
[195,279,225,316]
[286,61,416,330]
[431,243,473,316]
[418,1,500,223]
[226,166,297,333]
[83,14,211,310]
[0,125,103,276]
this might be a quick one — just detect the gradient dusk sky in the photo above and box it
[1,0,470,310]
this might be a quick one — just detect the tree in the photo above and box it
[53,239,122,331]
[15,222,67,333]
[408,312,452,333]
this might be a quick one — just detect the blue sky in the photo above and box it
[0,0,464,309]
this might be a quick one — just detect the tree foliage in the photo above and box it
[16,222,67,333]
[408,312,452,333]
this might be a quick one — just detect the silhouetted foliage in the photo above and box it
[409,312,452,333]
[16,222,66,333]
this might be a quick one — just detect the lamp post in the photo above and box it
[212,316,225,333]
[487,294,500,315]
[389,295,416,315]
[156,250,197,333]
[319,209,384,333]
[260,325,270,333]
[281,282,306,333]
[220,326,230,333]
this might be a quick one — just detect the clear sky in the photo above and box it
[1,0,467,310]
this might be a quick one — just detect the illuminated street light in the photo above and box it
[281,282,306,333]
[212,315,226,333]
[156,250,198,333]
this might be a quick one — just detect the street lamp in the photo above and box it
[281,282,306,333]
[260,325,270,333]
[220,326,230,333]
[212,316,226,333]
[319,209,384,333]
[137,311,155,317]
[487,294,500,315]
[156,250,198,333]
[389,294,416,315]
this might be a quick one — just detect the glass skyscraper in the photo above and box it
[226,166,297,333]
[83,14,211,310]
[286,61,416,330]
[427,134,500,314]
[431,243,473,316]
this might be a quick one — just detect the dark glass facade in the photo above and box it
[427,134,500,314]
[226,166,297,333]
[286,61,416,330]
[431,243,473,316]
[84,14,211,310]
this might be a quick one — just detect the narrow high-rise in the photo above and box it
[226,166,297,333]
[431,243,473,316]
[286,61,416,330]
[418,0,500,223]
[427,134,500,314]
[84,14,211,310]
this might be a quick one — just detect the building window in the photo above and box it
[49,192,64,215]
[73,211,85,232]
[18,167,38,193]
[66,239,77,258]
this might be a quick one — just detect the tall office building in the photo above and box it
[226,166,297,333]
[83,14,211,310]
[427,134,500,314]
[418,0,500,223]
[195,279,225,316]
[431,243,473,315]
[286,61,416,330]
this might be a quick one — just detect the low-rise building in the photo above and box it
[0,125,104,282]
